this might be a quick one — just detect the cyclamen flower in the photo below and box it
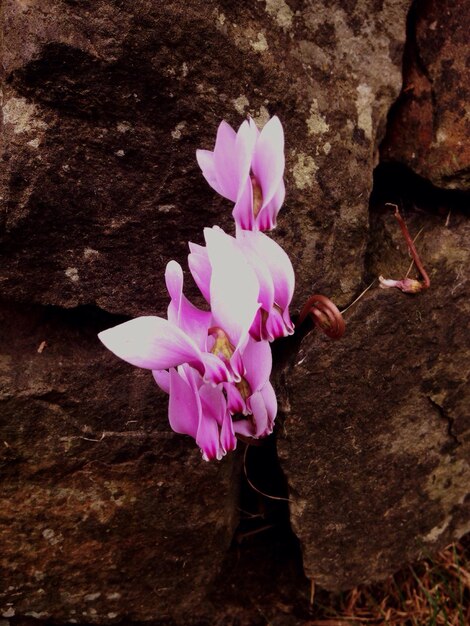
[189,227,294,341]
[100,248,275,460]
[99,232,261,388]
[153,336,276,460]
[99,115,293,461]
[197,116,285,232]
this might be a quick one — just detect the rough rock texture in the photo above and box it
[0,302,237,622]
[381,0,470,190]
[278,207,470,590]
[1,0,469,623]
[1,0,409,314]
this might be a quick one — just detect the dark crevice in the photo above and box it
[0,296,130,333]
[212,436,311,622]
[370,162,470,217]
[212,318,316,618]
[214,312,353,619]
[428,396,461,450]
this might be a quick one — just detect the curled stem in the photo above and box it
[298,294,345,340]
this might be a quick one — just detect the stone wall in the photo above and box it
[1,0,469,623]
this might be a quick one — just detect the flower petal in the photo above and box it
[153,369,170,394]
[241,337,272,393]
[198,385,227,460]
[168,367,199,438]
[260,381,277,430]
[233,417,256,438]
[264,305,292,340]
[212,121,239,201]
[223,382,248,415]
[98,316,204,373]
[199,384,226,426]
[204,227,260,352]
[242,231,294,310]
[249,390,270,437]
[235,381,277,439]
[165,260,211,351]
[248,309,264,341]
[234,118,258,202]
[200,352,233,385]
[188,241,211,303]
[232,176,255,232]
[257,178,286,231]
[220,409,237,455]
[251,116,285,210]
[236,232,274,313]
[196,149,225,197]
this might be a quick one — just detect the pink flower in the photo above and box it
[99,245,274,460]
[154,365,237,461]
[197,116,285,232]
[153,335,276,460]
[99,238,260,386]
[189,227,294,341]
[379,276,425,293]
[99,115,294,460]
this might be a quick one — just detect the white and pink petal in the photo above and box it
[204,226,260,353]
[98,316,204,374]
[251,116,285,211]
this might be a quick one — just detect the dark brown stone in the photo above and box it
[381,0,470,190]
[278,208,470,590]
[0,302,237,622]
[4,0,468,623]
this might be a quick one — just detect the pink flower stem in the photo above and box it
[388,203,430,289]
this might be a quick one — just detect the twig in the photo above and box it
[404,228,425,278]
[243,445,291,503]
[392,206,430,288]
[340,280,376,315]
[310,578,316,609]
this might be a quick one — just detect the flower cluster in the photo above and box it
[99,116,294,460]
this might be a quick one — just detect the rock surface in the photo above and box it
[1,0,409,315]
[0,302,237,622]
[278,206,470,590]
[381,0,470,190]
[1,0,469,623]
